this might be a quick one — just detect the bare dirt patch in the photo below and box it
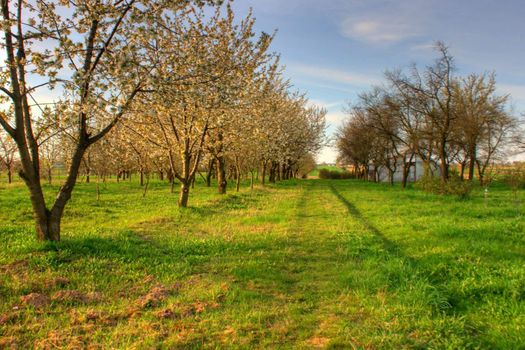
[33,330,84,350]
[19,293,50,308]
[154,299,221,320]
[136,285,173,309]
[0,312,19,325]
[0,259,29,273]
[0,336,17,349]
[69,309,123,327]
[51,290,101,304]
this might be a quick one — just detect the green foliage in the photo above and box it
[503,168,525,191]
[318,168,354,180]
[0,177,524,348]
[416,174,473,198]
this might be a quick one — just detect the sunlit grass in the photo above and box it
[0,176,524,348]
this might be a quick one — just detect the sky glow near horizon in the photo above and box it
[232,0,525,163]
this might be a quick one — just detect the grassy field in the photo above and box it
[0,177,524,349]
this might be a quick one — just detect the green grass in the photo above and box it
[0,176,524,349]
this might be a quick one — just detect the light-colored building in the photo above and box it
[373,157,440,183]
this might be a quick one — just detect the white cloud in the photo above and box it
[341,18,417,44]
[307,99,343,110]
[325,111,347,124]
[337,0,434,45]
[287,63,381,87]
[410,42,437,53]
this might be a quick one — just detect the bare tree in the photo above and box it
[339,42,517,187]
[453,73,513,182]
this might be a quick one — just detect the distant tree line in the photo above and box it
[337,43,523,188]
[0,0,326,241]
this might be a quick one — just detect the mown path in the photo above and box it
[270,180,421,349]
[254,180,425,348]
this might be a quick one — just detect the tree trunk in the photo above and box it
[29,185,55,241]
[468,145,476,182]
[142,175,150,198]
[7,167,12,184]
[250,171,255,190]
[24,142,87,242]
[178,181,191,207]
[34,211,62,243]
[235,165,241,192]
[206,159,214,187]
[401,157,409,189]
[140,169,144,187]
[269,162,278,183]
[477,160,485,187]
[22,172,53,241]
[217,156,227,194]
[261,162,267,186]
[439,141,449,181]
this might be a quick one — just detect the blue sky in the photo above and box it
[232,0,525,162]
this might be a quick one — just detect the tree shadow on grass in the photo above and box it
[328,184,478,314]
[329,184,404,257]
[38,230,171,266]
[329,183,525,323]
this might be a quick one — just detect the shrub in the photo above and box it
[415,175,472,198]
[415,175,442,194]
[318,169,354,180]
[503,168,525,191]
[340,171,354,179]
[445,176,473,199]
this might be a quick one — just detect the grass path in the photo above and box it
[1,179,524,348]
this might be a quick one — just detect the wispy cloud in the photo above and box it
[341,18,417,44]
[410,42,437,53]
[307,99,344,110]
[338,0,433,45]
[287,63,381,87]
[325,111,347,125]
